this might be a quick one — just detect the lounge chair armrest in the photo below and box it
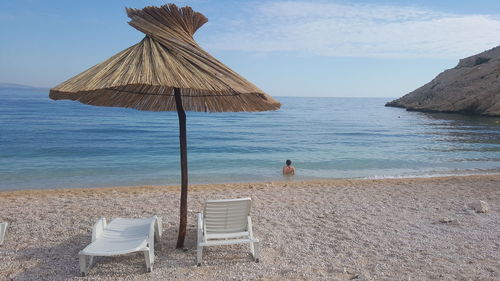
[0,222,8,245]
[247,216,254,238]
[197,213,204,231]
[92,218,106,242]
[197,213,204,243]
[154,216,162,241]
[148,216,160,246]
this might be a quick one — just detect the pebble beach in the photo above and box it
[0,174,499,280]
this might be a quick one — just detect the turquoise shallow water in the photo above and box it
[1,89,499,190]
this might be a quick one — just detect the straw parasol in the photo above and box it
[49,4,281,248]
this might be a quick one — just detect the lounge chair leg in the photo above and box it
[144,250,153,272]
[197,245,203,266]
[253,241,260,262]
[79,254,92,276]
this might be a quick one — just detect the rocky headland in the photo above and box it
[386,46,500,116]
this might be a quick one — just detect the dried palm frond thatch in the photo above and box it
[50,4,280,112]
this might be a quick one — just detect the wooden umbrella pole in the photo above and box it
[174,87,188,249]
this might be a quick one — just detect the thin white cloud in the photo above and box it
[201,1,500,59]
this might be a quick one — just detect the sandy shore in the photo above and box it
[0,175,499,281]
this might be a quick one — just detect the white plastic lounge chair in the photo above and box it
[79,216,161,276]
[197,198,260,265]
[0,222,7,245]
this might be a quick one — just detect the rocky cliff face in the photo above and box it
[386,46,500,116]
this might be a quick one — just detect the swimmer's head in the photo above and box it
[286,159,292,166]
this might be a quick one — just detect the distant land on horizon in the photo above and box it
[0,82,49,91]
[0,83,397,99]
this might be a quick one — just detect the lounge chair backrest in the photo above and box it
[204,198,251,234]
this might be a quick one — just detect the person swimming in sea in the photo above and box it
[282,159,295,175]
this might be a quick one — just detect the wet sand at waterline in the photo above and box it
[0,175,499,280]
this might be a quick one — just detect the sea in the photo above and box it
[1,88,500,191]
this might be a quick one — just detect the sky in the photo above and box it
[1,0,499,98]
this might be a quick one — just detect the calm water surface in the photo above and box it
[1,89,499,190]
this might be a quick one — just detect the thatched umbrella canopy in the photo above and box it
[49,3,280,248]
